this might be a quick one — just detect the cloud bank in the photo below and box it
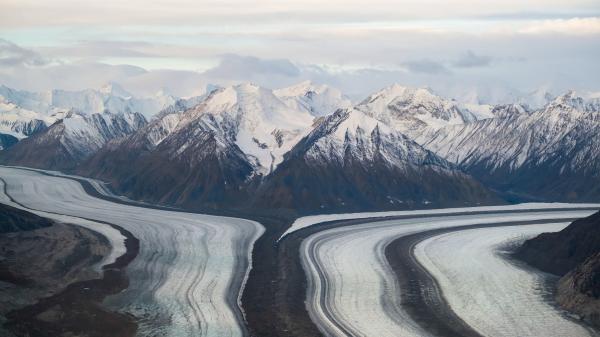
[0,1,599,101]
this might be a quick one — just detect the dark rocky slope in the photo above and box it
[0,203,53,233]
[0,202,138,337]
[0,112,146,171]
[82,132,255,209]
[517,211,600,275]
[556,252,600,328]
[516,211,600,328]
[0,134,18,151]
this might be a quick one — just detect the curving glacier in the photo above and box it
[300,210,597,337]
[0,166,264,337]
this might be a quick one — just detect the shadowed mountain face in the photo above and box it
[517,211,600,328]
[0,203,53,233]
[0,134,18,150]
[556,252,600,328]
[0,112,147,171]
[82,129,256,209]
[517,211,600,276]
[423,93,600,202]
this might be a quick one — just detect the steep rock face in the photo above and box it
[423,92,600,202]
[0,111,146,170]
[517,211,600,275]
[254,108,498,212]
[0,134,18,150]
[517,211,600,328]
[557,252,600,328]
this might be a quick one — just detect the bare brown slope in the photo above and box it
[0,203,53,233]
[516,211,600,329]
[516,211,600,275]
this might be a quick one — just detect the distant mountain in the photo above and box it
[355,85,480,143]
[0,83,176,120]
[0,83,180,155]
[0,111,146,170]
[274,80,352,117]
[254,108,498,212]
[0,95,53,139]
[422,92,600,201]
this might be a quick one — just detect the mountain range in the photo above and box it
[0,81,598,214]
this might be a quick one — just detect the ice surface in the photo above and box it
[415,223,597,337]
[282,202,600,240]
[301,210,596,337]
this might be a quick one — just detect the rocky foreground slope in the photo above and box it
[0,202,131,337]
[516,211,600,328]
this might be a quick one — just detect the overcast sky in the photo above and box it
[1,0,599,101]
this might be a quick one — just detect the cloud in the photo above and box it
[203,54,300,79]
[402,59,450,74]
[453,50,492,68]
[49,40,158,59]
[518,17,600,35]
[0,39,50,67]
[0,40,598,103]
[1,0,598,29]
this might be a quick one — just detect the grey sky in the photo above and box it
[0,0,599,101]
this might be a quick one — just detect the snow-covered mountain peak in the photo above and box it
[358,84,442,105]
[355,84,478,139]
[296,106,447,171]
[197,84,313,128]
[274,81,351,117]
[0,84,177,123]
[537,91,600,121]
[327,108,390,141]
[276,80,329,97]
[0,96,54,139]
[144,83,316,175]
[547,90,584,108]
[491,103,530,118]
